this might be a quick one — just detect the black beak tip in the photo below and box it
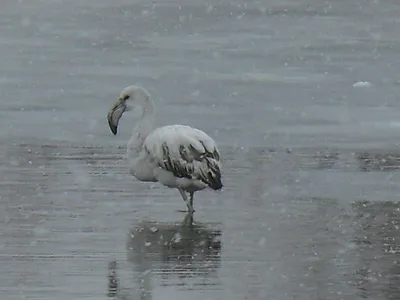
[107,118,118,135]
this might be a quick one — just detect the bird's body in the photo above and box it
[107,85,223,213]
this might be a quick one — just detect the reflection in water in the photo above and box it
[352,201,400,300]
[107,261,118,297]
[126,214,222,299]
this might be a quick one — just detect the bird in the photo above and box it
[107,85,223,214]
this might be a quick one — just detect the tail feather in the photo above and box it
[198,158,223,190]
[207,170,223,190]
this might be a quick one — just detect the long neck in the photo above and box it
[127,97,155,157]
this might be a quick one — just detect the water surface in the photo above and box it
[1,0,400,299]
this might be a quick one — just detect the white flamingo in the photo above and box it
[107,85,223,214]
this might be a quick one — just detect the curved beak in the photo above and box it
[107,98,126,135]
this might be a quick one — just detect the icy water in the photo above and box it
[1,0,400,299]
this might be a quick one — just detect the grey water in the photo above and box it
[1,0,400,299]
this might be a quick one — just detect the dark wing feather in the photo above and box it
[143,126,223,190]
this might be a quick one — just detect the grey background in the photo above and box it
[1,0,400,299]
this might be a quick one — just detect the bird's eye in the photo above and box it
[123,95,130,100]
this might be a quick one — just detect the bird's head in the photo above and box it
[107,85,151,135]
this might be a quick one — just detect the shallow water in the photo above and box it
[1,0,400,299]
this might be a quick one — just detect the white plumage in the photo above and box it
[107,85,223,213]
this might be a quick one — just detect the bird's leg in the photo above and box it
[182,212,194,227]
[189,192,194,207]
[178,188,195,214]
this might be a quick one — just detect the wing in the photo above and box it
[143,125,223,190]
